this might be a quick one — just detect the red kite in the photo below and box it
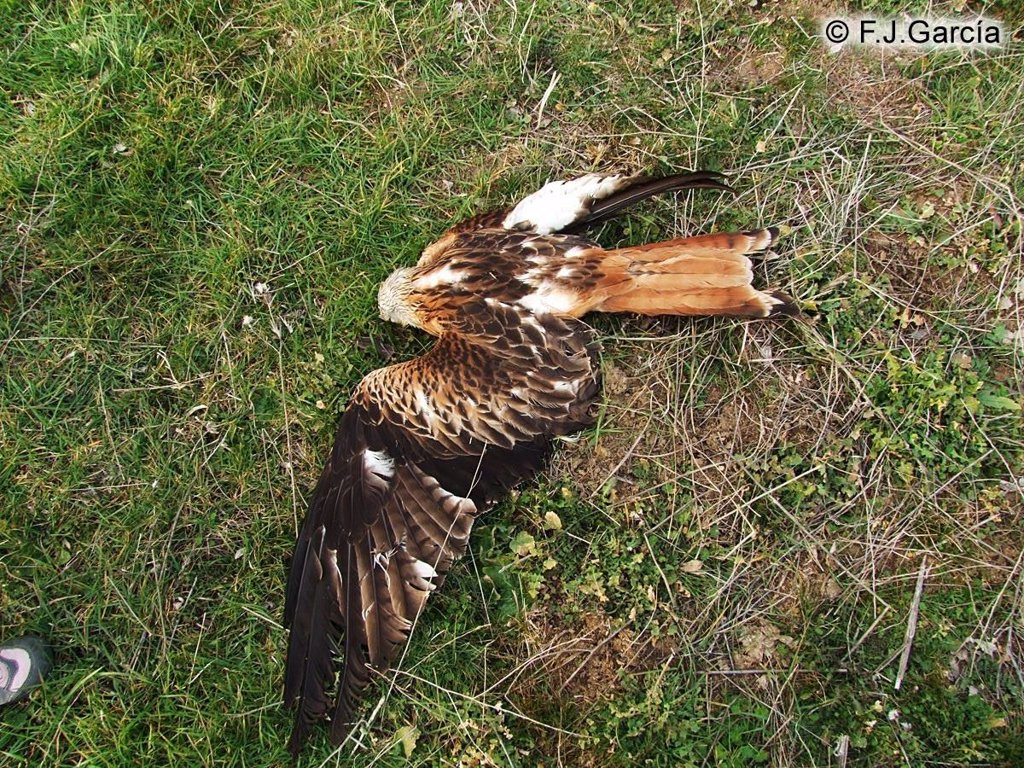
[284,170,796,756]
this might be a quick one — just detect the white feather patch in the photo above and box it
[518,287,578,314]
[502,174,628,234]
[414,390,440,424]
[364,449,395,479]
[411,559,438,580]
[414,263,464,289]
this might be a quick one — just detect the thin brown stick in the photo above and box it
[895,556,929,691]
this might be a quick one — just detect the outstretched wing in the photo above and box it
[417,170,732,267]
[283,300,601,757]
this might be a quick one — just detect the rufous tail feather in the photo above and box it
[588,228,796,318]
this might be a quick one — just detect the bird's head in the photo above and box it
[377,267,420,328]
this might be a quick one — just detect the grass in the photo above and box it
[2,0,1023,765]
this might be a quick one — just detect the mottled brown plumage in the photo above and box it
[283,170,797,757]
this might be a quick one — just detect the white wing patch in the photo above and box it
[364,449,396,479]
[502,174,630,234]
[410,558,438,581]
[517,286,579,315]
[413,263,464,290]
[415,390,440,425]
[519,267,545,286]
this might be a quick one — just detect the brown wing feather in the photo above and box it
[284,300,600,757]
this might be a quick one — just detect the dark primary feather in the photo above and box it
[562,170,734,233]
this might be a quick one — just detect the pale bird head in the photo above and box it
[377,268,419,327]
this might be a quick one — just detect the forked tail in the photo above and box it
[588,228,797,318]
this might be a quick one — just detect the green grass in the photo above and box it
[2,1,1023,766]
